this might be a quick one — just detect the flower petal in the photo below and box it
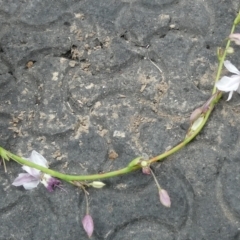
[216,75,240,92]
[29,150,49,168]
[12,173,40,190]
[22,165,41,178]
[12,173,36,186]
[227,91,234,101]
[224,60,240,75]
[22,180,40,190]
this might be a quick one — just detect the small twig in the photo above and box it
[2,158,7,173]
[146,45,162,73]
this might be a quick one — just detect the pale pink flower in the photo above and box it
[12,150,61,191]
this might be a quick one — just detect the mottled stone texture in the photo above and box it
[0,0,240,239]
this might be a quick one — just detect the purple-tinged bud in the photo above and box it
[142,166,151,175]
[229,33,240,45]
[190,107,202,123]
[82,214,94,238]
[159,189,171,208]
[141,160,151,175]
[201,94,216,113]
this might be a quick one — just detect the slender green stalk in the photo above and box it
[2,158,7,173]
[3,149,139,181]
[150,168,161,190]
[1,12,239,184]
[83,187,89,214]
[148,92,222,164]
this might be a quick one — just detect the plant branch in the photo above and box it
[1,12,239,184]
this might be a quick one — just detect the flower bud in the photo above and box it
[140,160,151,175]
[201,93,216,113]
[190,116,204,131]
[89,181,106,188]
[190,107,202,123]
[140,160,148,167]
[234,13,240,25]
[226,46,234,54]
[127,157,142,168]
[82,214,94,238]
[159,188,171,207]
[229,33,240,45]
[142,166,151,175]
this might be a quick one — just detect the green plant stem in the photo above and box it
[0,91,222,182]
[83,187,89,215]
[150,168,161,190]
[3,150,139,181]
[1,12,239,184]
[148,92,222,165]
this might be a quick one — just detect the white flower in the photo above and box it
[12,150,61,191]
[215,60,240,101]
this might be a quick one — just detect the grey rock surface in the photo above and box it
[0,0,240,239]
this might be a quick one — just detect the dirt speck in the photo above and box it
[108,150,119,160]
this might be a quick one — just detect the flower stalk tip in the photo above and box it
[159,188,171,208]
[82,214,94,238]
[142,166,151,175]
[149,168,171,207]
